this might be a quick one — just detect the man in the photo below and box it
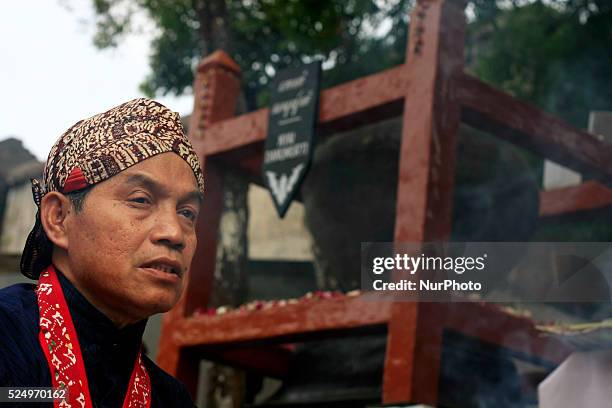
[0,98,203,407]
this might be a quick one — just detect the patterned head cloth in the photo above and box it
[21,98,204,279]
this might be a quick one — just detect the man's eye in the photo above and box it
[179,209,197,221]
[129,196,151,205]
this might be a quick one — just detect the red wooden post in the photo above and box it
[183,50,241,316]
[383,0,466,404]
[157,50,241,396]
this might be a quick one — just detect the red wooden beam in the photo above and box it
[385,302,447,406]
[156,318,200,397]
[172,295,391,347]
[196,65,410,157]
[458,73,612,185]
[159,2,596,403]
[170,298,571,370]
[195,108,267,157]
[384,0,467,405]
[539,181,612,217]
[184,50,242,317]
[445,303,573,366]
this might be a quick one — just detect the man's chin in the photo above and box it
[142,292,182,315]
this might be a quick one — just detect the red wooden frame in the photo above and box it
[158,0,610,404]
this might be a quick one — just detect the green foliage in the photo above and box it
[88,0,412,109]
[468,0,612,128]
[91,0,202,96]
[138,0,201,96]
[87,0,612,123]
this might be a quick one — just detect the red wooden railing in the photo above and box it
[157,0,610,404]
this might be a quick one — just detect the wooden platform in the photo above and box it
[157,0,610,405]
[164,294,572,384]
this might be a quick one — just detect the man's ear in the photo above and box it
[40,191,73,250]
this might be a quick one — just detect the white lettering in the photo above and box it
[277,132,297,147]
[264,142,309,164]
[419,280,482,291]
[278,73,307,92]
[271,90,313,118]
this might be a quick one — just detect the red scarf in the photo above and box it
[36,265,151,408]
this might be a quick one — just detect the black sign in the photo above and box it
[263,62,321,217]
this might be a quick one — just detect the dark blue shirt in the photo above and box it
[0,271,197,407]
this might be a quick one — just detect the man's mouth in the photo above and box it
[141,259,182,277]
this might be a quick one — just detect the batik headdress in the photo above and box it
[20,97,204,279]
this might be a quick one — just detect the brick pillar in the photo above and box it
[157,50,241,397]
[383,0,466,405]
[190,50,242,139]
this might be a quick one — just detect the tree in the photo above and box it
[88,0,612,125]
[467,0,612,128]
[89,0,411,110]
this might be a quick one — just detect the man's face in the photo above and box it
[62,152,201,323]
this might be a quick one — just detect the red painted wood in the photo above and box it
[540,181,612,217]
[384,302,447,406]
[157,312,182,376]
[156,0,600,402]
[197,65,410,157]
[189,50,241,142]
[156,305,201,397]
[173,295,391,347]
[393,2,464,244]
[163,297,572,393]
[198,108,268,157]
[458,73,612,185]
[318,65,409,126]
[445,303,573,365]
[183,160,225,317]
[384,0,466,405]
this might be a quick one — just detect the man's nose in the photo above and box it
[151,209,185,251]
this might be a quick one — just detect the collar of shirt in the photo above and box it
[55,268,148,406]
[56,269,147,356]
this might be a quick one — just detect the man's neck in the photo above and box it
[51,257,142,329]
